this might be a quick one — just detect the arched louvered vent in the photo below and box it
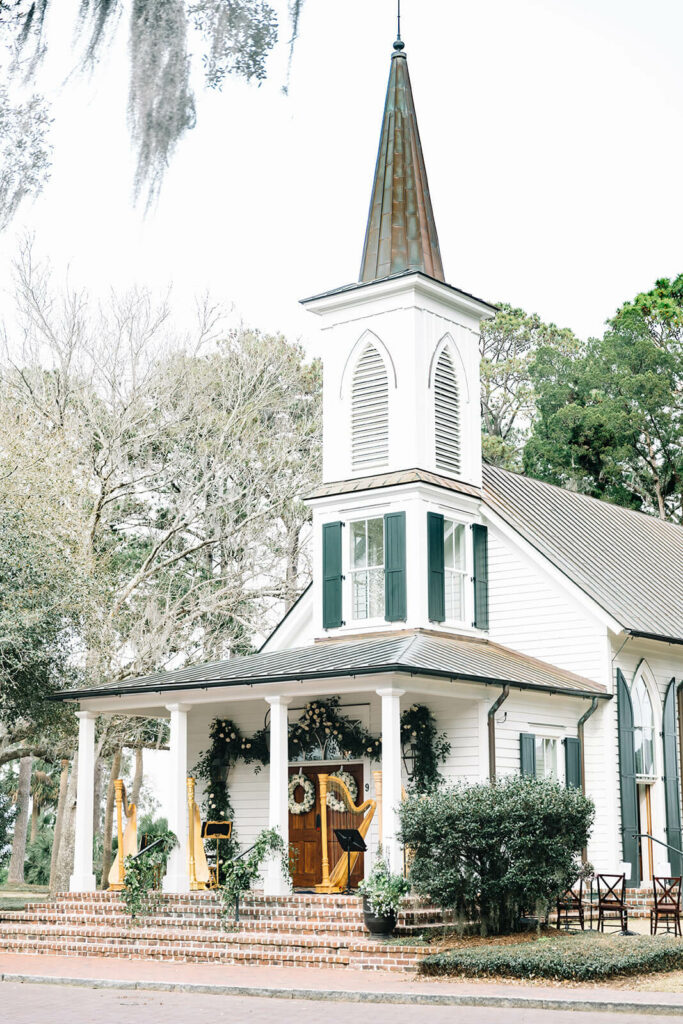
[434,348,461,474]
[351,343,389,471]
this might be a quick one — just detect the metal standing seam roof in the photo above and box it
[306,468,482,501]
[483,463,683,643]
[55,631,607,702]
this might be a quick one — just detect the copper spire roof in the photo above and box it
[359,40,445,284]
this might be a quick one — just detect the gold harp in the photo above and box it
[187,776,210,890]
[315,773,376,894]
[108,780,137,891]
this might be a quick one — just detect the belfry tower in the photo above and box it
[303,35,495,641]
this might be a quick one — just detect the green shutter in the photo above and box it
[322,521,343,629]
[663,678,683,875]
[617,669,640,886]
[472,523,489,630]
[384,512,407,622]
[520,733,536,777]
[427,512,445,623]
[564,737,581,789]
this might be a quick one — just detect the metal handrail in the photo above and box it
[633,832,683,860]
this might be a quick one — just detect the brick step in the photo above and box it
[0,934,421,971]
[0,907,445,936]
[0,923,426,972]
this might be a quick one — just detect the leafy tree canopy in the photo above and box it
[524,277,683,521]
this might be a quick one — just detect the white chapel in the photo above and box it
[58,34,683,899]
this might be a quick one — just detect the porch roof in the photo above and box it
[55,630,608,702]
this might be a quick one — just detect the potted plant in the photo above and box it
[358,855,410,935]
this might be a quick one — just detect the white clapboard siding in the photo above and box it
[487,527,607,686]
[434,349,461,474]
[351,344,389,470]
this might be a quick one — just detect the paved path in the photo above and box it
[0,982,680,1024]
[1,953,683,1018]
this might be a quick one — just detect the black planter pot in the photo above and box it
[363,896,396,935]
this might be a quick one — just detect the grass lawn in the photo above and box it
[0,882,49,911]
[420,930,683,982]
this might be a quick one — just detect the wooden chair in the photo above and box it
[557,878,584,931]
[651,876,682,936]
[596,873,628,933]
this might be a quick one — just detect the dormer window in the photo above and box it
[350,518,385,620]
[351,344,389,471]
[434,348,460,475]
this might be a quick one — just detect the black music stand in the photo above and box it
[334,828,367,895]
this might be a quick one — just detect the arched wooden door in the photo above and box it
[288,764,365,890]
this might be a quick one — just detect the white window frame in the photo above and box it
[534,735,562,783]
[631,671,657,780]
[347,515,386,624]
[443,517,469,626]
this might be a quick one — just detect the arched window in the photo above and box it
[351,343,389,471]
[632,675,655,776]
[434,348,461,474]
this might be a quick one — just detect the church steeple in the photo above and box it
[359,39,445,284]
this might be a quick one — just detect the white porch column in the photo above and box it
[163,702,192,894]
[377,687,405,874]
[265,695,292,895]
[70,710,97,892]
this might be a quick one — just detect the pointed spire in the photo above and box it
[359,40,445,284]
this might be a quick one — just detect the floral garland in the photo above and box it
[289,698,382,762]
[400,704,451,793]
[326,769,358,812]
[288,772,315,814]
[194,701,449,856]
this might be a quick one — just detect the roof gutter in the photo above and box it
[628,630,683,647]
[52,663,611,704]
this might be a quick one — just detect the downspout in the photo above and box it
[488,685,510,783]
[578,696,599,864]
[578,697,599,795]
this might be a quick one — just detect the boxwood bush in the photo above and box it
[399,776,594,935]
[421,934,683,982]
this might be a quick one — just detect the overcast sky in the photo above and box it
[2,0,683,351]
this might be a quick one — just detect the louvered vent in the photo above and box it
[351,344,389,471]
[434,349,461,474]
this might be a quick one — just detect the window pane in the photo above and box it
[453,524,465,570]
[352,571,368,619]
[535,737,545,778]
[368,567,385,618]
[351,521,367,569]
[535,738,558,780]
[444,520,455,568]
[445,569,464,621]
[367,518,384,567]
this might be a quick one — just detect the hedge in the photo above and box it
[421,934,683,982]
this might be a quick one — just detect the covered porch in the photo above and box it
[59,630,610,896]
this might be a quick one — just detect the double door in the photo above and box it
[288,763,365,890]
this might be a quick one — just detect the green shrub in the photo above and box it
[421,933,683,981]
[357,855,410,918]
[399,776,594,935]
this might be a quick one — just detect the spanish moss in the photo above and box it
[128,0,195,207]
[78,0,120,64]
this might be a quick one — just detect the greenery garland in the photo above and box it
[219,827,290,923]
[401,704,451,793]
[194,699,450,863]
[119,829,178,920]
